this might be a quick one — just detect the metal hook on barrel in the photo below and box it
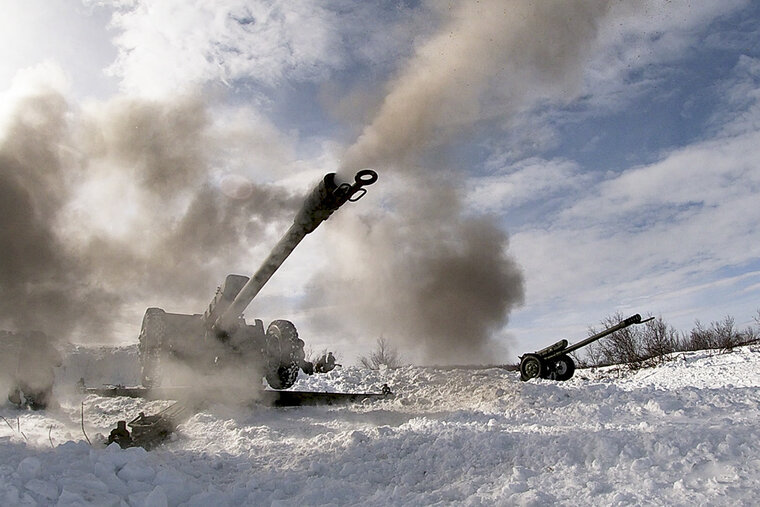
[346,169,378,202]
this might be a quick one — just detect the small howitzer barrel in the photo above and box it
[214,169,378,336]
[519,313,650,382]
[544,314,642,361]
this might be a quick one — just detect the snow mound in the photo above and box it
[2,346,760,505]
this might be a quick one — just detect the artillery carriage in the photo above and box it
[138,170,378,390]
[519,313,652,381]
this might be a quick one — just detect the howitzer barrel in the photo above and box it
[214,170,378,334]
[520,313,650,381]
[544,313,642,360]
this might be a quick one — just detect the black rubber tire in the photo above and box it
[553,355,576,381]
[519,354,544,381]
[266,363,300,390]
[264,320,301,389]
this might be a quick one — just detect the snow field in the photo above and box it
[1,346,760,505]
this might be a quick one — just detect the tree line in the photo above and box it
[574,309,760,370]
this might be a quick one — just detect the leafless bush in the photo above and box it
[588,313,646,369]
[640,316,681,366]
[743,326,759,345]
[579,311,760,369]
[568,350,590,369]
[359,337,402,370]
[580,314,680,369]
[683,320,712,352]
[546,308,760,373]
[714,316,743,351]
[579,331,605,368]
[681,316,745,353]
[748,309,760,344]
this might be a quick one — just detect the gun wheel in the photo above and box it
[552,355,576,381]
[266,363,300,390]
[265,320,302,389]
[519,354,544,381]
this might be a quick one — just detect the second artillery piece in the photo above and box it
[519,313,653,381]
[139,169,378,390]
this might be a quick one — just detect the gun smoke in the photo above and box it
[2,0,630,367]
[311,0,616,362]
[0,79,300,350]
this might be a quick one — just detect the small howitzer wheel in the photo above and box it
[519,354,544,381]
[264,320,302,389]
[517,313,649,382]
[551,355,576,381]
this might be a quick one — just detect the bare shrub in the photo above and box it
[714,316,742,351]
[579,330,605,368]
[359,337,402,370]
[594,313,645,369]
[569,350,590,369]
[742,326,759,345]
[683,320,713,352]
[558,310,760,370]
[640,317,680,366]
[682,316,744,353]
[746,309,760,345]
[579,314,679,369]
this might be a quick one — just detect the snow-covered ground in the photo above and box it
[2,346,760,506]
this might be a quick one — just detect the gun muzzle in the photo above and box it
[294,169,378,234]
[214,169,378,335]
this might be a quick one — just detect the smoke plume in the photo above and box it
[2,1,623,367]
[340,0,609,173]
[0,71,299,345]
[309,174,524,364]
[314,0,615,363]
[0,87,118,340]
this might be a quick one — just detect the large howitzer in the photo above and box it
[519,313,653,381]
[138,170,378,390]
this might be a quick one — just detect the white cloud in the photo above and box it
[92,0,426,101]
[497,41,760,351]
[0,61,71,139]
[0,0,117,99]
[468,157,589,214]
[513,130,760,288]
[506,121,760,351]
[712,55,760,136]
[583,0,749,109]
[94,0,346,97]
[483,1,751,162]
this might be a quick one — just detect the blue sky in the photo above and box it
[1,0,759,363]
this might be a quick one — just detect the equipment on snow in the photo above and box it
[519,313,653,381]
[1,330,62,410]
[82,383,394,407]
[314,352,338,373]
[105,402,188,450]
[138,170,378,391]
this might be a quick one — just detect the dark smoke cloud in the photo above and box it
[79,96,210,197]
[313,0,618,363]
[340,0,610,174]
[0,84,299,344]
[0,90,119,340]
[1,1,629,368]
[145,182,299,298]
[308,173,524,364]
